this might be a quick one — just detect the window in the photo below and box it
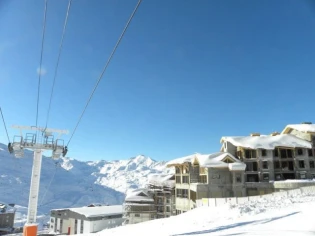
[246,174,259,182]
[300,173,306,179]
[310,161,315,169]
[274,161,280,169]
[308,149,314,157]
[236,174,242,183]
[60,220,63,233]
[74,220,77,234]
[275,173,282,180]
[200,175,207,183]
[50,218,54,223]
[262,161,268,169]
[175,176,181,183]
[245,150,257,159]
[261,149,267,157]
[175,167,180,174]
[176,189,182,197]
[297,148,303,156]
[245,162,258,171]
[182,176,189,183]
[183,167,189,174]
[182,189,188,198]
[80,220,83,234]
[262,173,269,181]
[299,160,305,168]
[135,214,140,217]
[280,149,293,158]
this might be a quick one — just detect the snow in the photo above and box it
[82,189,315,236]
[53,205,123,218]
[148,174,175,188]
[167,152,246,170]
[222,134,312,150]
[284,124,315,133]
[125,189,154,202]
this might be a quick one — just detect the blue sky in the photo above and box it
[1,0,315,161]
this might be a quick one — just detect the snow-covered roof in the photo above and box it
[53,205,123,218]
[221,134,312,150]
[282,124,315,134]
[125,188,154,203]
[166,152,246,171]
[148,174,175,188]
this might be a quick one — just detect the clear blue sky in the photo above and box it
[1,0,315,161]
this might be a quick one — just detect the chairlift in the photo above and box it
[12,135,24,158]
[52,139,64,160]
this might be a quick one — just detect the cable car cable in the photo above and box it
[35,0,48,132]
[0,107,10,143]
[45,0,72,128]
[67,0,142,147]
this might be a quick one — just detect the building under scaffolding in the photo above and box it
[0,203,16,235]
[123,174,175,225]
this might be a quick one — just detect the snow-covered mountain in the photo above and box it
[0,142,171,215]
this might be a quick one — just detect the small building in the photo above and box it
[0,203,15,234]
[50,205,123,234]
[123,174,175,225]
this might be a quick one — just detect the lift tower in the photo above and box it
[9,125,68,236]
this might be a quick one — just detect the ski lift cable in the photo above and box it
[66,0,142,147]
[45,0,72,128]
[0,107,10,143]
[35,0,48,131]
[39,161,60,206]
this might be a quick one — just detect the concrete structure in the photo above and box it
[50,205,123,234]
[123,174,175,225]
[220,123,315,195]
[167,152,246,213]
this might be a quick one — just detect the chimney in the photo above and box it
[250,133,260,137]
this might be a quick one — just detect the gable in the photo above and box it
[222,156,235,163]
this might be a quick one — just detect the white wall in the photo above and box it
[196,186,315,208]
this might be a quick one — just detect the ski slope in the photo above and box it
[86,190,315,236]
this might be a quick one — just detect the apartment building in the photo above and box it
[218,123,315,196]
[166,152,246,213]
[123,174,175,225]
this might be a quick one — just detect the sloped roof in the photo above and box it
[53,205,123,218]
[148,174,175,188]
[221,134,311,150]
[282,124,315,134]
[166,152,246,170]
[125,188,154,203]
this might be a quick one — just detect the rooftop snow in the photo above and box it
[166,152,245,170]
[222,134,312,150]
[53,205,123,218]
[283,124,315,133]
[148,174,175,188]
[125,189,154,202]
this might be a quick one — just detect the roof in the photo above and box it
[282,124,315,134]
[221,134,312,150]
[148,174,175,188]
[125,188,154,203]
[52,205,123,218]
[166,152,246,171]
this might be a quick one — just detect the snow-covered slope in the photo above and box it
[86,189,315,236]
[0,143,170,214]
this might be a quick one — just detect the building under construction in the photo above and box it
[123,174,175,225]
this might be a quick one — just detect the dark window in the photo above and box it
[287,149,293,158]
[74,220,77,234]
[60,220,63,233]
[262,173,269,181]
[262,161,268,169]
[182,176,189,183]
[176,189,182,198]
[310,161,314,169]
[175,176,181,183]
[200,175,207,183]
[245,150,256,159]
[299,160,305,168]
[275,173,282,180]
[175,167,180,174]
[297,148,303,156]
[274,161,280,169]
[245,162,258,171]
[308,149,314,157]
[135,214,140,217]
[261,149,267,157]
[182,189,188,198]
[246,174,259,182]
[80,220,83,234]
[274,149,279,157]
[236,174,242,183]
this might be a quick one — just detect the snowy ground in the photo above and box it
[85,191,315,236]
